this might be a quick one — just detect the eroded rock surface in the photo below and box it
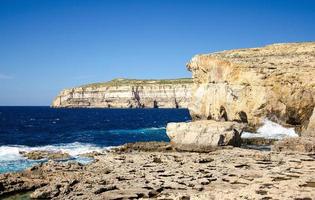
[273,137,315,153]
[167,120,244,151]
[186,42,315,134]
[1,143,314,200]
[20,150,71,160]
[52,78,192,108]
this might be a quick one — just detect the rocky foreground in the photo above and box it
[0,142,315,200]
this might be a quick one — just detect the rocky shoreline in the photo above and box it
[2,42,315,199]
[1,142,315,200]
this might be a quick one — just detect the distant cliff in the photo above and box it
[52,78,193,108]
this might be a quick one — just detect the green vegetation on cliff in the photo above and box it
[80,78,193,89]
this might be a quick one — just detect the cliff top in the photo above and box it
[189,42,315,69]
[211,42,315,63]
[187,42,315,85]
[80,78,193,89]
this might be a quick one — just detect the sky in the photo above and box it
[0,0,314,106]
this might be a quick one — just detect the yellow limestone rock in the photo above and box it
[186,42,315,134]
[166,120,244,151]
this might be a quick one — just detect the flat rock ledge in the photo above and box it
[273,137,315,153]
[167,120,244,152]
[1,142,315,200]
[19,150,72,160]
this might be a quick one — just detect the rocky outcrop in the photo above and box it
[52,78,192,108]
[19,150,71,160]
[186,42,315,135]
[1,143,315,199]
[166,120,244,151]
[166,42,315,150]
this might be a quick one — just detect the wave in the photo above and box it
[0,127,166,162]
[0,127,166,173]
[0,142,109,162]
[242,119,298,139]
[0,142,111,173]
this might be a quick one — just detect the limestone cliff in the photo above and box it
[52,78,192,108]
[167,42,315,150]
[187,42,315,135]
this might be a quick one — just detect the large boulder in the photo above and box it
[186,42,315,134]
[166,120,244,152]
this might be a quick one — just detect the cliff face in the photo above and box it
[167,42,315,151]
[186,42,315,135]
[52,78,192,109]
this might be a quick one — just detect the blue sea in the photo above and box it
[0,107,191,173]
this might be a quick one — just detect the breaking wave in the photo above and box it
[242,119,299,139]
[0,142,109,174]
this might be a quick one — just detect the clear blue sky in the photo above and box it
[0,0,314,105]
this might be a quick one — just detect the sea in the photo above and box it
[0,107,191,174]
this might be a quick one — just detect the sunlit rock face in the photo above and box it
[52,78,192,109]
[304,108,315,137]
[186,42,315,135]
[166,120,244,151]
[166,42,315,150]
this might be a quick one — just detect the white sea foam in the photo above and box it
[0,146,25,161]
[242,119,299,140]
[0,127,166,163]
[0,142,109,162]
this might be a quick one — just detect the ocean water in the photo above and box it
[0,107,191,173]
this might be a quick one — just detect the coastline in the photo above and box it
[1,42,315,199]
[1,0,315,198]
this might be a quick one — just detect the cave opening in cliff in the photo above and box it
[220,106,228,121]
[238,111,248,123]
[153,100,159,108]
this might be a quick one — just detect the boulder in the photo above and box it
[166,120,244,151]
[272,137,315,153]
[186,42,315,133]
